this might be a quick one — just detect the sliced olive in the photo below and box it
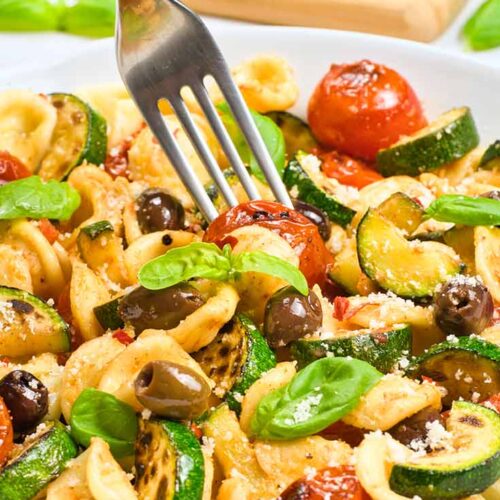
[434,276,494,336]
[293,199,331,241]
[0,370,48,432]
[118,283,205,334]
[136,188,185,233]
[264,286,322,348]
[134,360,210,419]
[481,190,500,201]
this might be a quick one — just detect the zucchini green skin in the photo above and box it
[409,336,500,406]
[283,158,356,227]
[80,220,113,240]
[376,107,480,177]
[0,422,78,500]
[205,168,239,213]
[0,286,70,357]
[290,325,412,373]
[266,111,318,158]
[480,140,500,170]
[390,402,500,499]
[135,419,204,500]
[38,93,107,180]
[93,297,124,330]
[194,315,276,413]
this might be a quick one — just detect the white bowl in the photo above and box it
[1,25,499,142]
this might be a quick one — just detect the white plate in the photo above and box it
[1,25,499,142]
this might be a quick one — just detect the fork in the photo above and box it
[116,0,292,222]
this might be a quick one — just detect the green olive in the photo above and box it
[263,286,323,348]
[134,360,210,419]
[118,283,205,334]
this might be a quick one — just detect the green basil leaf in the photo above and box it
[0,0,62,31]
[425,194,500,226]
[138,242,231,290]
[70,388,138,457]
[61,0,115,37]
[463,0,500,51]
[250,357,382,440]
[0,176,80,220]
[217,102,286,183]
[232,251,308,295]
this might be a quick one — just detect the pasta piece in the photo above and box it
[0,243,33,292]
[202,445,215,500]
[123,229,198,283]
[217,478,251,500]
[86,437,137,499]
[230,55,299,113]
[0,89,56,171]
[122,199,143,245]
[342,375,442,431]
[98,332,211,410]
[0,353,63,422]
[480,325,500,346]
[230,225,299,323]
[239,362,296,434]
[60,334,126,422]
[355,432,413,500]
[475,227,500,303]
[433,148,483,186]
[70,260,111,341]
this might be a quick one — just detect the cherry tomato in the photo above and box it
[0,396,13,466]
[112,329,134,346]
[0,151,31,184]
[320,150,382,189]
[38,219,60,245]
[279,466,371,500]
[203,200,333,288]
[481,394,500,413]
[104,140,131,179]
[308,60,427,161]
[56,285,83,350]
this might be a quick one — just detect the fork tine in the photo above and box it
[167,93,238,208]
[213,70,293,209]
[139,102,219,222]
[190,81,261,201]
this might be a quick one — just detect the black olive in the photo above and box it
[481,190,500,201]
[136,188,185,233]
[134,360,210,419]
[434,276,494,336]
[292,199,331,241]
[264,286,322,348]
[118,283,205,334]
[0,370,48,432]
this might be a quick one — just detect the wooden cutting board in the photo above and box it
[184,0,466,42]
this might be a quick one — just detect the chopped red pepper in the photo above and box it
[112,329,134,346]
[38,219,60,245]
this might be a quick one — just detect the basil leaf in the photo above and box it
[217,102,286,183]
[138,242,231,290]
[61,0,115,37]
[0,176,80,220]
[463,0,500,51]
[250,357,382,440]
[70,388,138,457]
[0,0,61,31]
[232,251,308,295]
[425,194,500,226]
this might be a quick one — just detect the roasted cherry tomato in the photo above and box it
[320,150,382,189]
[204,200,333,288]
[0,396,14,466]
[308,60,427,161]
[38,219,60,244]
[482,394,500,413]
[279,466,371,500]
[0,151,31,184]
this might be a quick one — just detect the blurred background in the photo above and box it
[0,0,499,75]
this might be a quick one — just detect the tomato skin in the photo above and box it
[481,394,500,413]
[320,150,382,189]
[204,200,333,288]
[38,219,60,244]
[0,396,14,466]
[308,60,427,161]
[112,329,134,346]
[279,466,371,500]
[0,151,31,184]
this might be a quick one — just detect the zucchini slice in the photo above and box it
[376,192,424,235]
[135,419,204,500]
[204,168,239,213]
[283,156,356,228]
[357,209,461,298]
[443,225,476,274]
[389,401,500,499]
[266,111,318,158]
[409,336,500,407]
[0,421,78,500]
[0,286,70,357]
[328,238,363,295]
[193,314,276,412]
[38,93,107,180]
[480,140,500,170]
[376,107,480,177]
[291,325,411,373]
[80,220,114,240]
[93,297,124,331]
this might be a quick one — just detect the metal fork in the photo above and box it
[116,0,292,221]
